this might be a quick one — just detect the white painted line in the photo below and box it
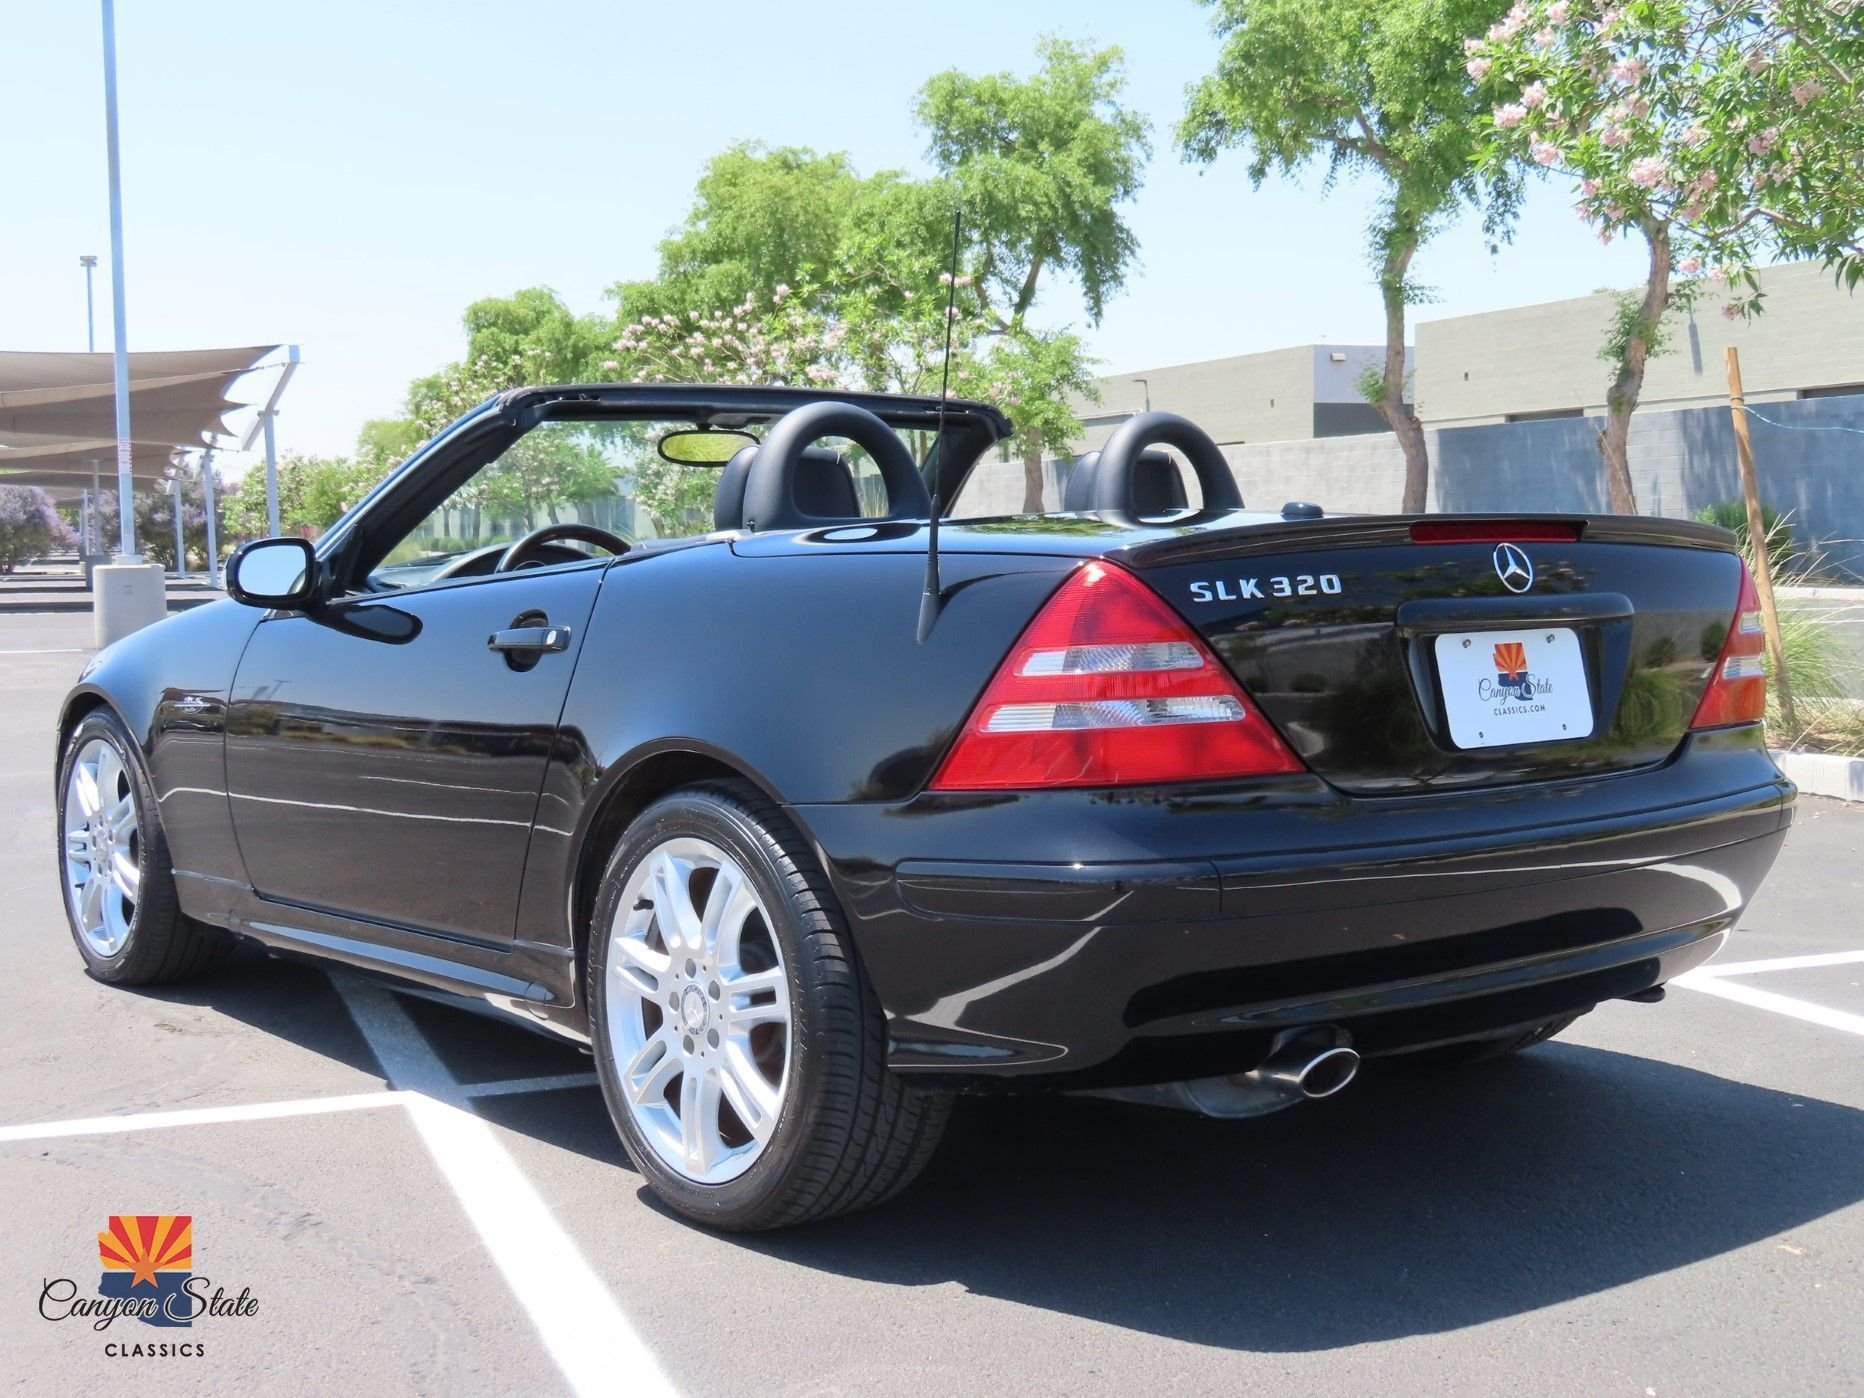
[335,977,675,1398]
[0,647,86,655]
[459,1071,601,1098]
[1674,971,1864,1037]
[1693,949,1864,979]
[0,1090,413,1144]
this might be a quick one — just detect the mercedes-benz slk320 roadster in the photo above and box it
[54,385,1794,1229]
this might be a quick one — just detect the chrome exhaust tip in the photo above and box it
[1271,1043,1360,1099]
[1073,1027,1360,1119]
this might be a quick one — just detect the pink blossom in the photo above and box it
[1521,80,1548,108]
[1792,79,1824,106]
[1747,128,1777,156]
[1600,125,1632,147]
[1710,266,1728,283]
[1628,156,1667,188]
[1598,228,1616,245]
[1722,304,1742,320]
[1533,27,1556,48]
[1604,202,1626,220]
[1464,37,1484,54]
[1746,49,1769,74]
[601,359,619,371]
[1546,0,1570,21]
[1679,256,1702,275]
[1582,177,1602,197]
[1494,103,1528,128]
[1532,141,1561,165]
[1610,57,1645,83]
[1467,56,1492,80]
[1682,124,1708,147]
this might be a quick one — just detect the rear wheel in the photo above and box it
[1406,1011,1586,1067]
[588,781,949,1230]
[56,709,226,985]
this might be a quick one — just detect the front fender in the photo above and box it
[59,598,264,891]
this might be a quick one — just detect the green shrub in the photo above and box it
[1695,499,1795,576]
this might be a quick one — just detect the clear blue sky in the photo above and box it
[4,0,1651,470]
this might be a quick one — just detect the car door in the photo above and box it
[224,562,605,943]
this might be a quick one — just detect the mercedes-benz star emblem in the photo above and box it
[1493,542,1535,593]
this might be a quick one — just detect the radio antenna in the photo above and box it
[917,206,963,644]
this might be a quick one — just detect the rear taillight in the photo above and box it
[929,561,1304,790]
[1689,560,1768,729]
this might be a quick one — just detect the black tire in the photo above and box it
[587,780,949,1231]
[1406,1011,1587,1067]
[55,708,227,985]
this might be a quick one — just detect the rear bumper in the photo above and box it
[788,728,1794,1088]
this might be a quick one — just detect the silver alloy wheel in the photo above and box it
[606,836,792,1185]
[62,735,141,957]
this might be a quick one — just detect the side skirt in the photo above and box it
[172,871,591,1043]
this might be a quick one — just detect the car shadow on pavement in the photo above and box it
[731,1047,1864,1351]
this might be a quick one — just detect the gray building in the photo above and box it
[1416,260,1864,426]
[1072,343,1406,452]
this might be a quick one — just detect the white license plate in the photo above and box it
[1433,628,1594,749]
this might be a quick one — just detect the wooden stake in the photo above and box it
[1724,346,1797,731]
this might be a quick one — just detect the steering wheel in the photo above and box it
[494,523,630,573]
[1088,411,1243,514]
[740,401,929,532]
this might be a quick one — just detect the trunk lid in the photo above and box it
[1119,514,1746,794]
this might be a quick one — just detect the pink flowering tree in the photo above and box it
[1471,0,1864,512]
[0,485,76,574]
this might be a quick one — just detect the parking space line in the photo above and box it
[335,976,675,1398]
[459,1071,601,1098]
[1674,970,1864,1037]
[0,1090,413,1144]
[0,647,86,655]
[1693,949,1864,978]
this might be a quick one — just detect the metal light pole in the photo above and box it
[163,470,186,578]
[80,255,98,351]
[1133,377,1151,412]
[99,0,137,559]
[199,446,221,590]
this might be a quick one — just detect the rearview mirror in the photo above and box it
[657,428,758,465]
[226,537,318,610]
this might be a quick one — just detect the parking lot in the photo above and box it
[3,611,1860,1396]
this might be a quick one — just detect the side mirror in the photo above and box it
[226,537,319,610]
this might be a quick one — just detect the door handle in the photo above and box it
[487,625,571,654]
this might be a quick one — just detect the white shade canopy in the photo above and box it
[0,346,278,502]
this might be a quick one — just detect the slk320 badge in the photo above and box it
[1189,573,1343,603]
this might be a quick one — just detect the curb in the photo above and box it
[0,597,217,615]
[1773,749,1864,804]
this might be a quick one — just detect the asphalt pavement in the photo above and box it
[2,611,1860,1396]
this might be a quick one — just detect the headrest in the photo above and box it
[1063,448,1187,515]
[713,445,861,531]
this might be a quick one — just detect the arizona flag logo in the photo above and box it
[1492,640,1530,690]
[98,1215,194,1328]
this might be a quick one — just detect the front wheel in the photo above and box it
[588,781,948,1230]
[56,708,226,984]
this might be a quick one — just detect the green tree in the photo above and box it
[918,36,1149,508]
[612,145,866,322]
[1471,0,1864,513]
[219,453,380,542]
[1180,0,1521,513]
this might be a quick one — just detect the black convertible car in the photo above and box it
[55,383,1793,1229]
